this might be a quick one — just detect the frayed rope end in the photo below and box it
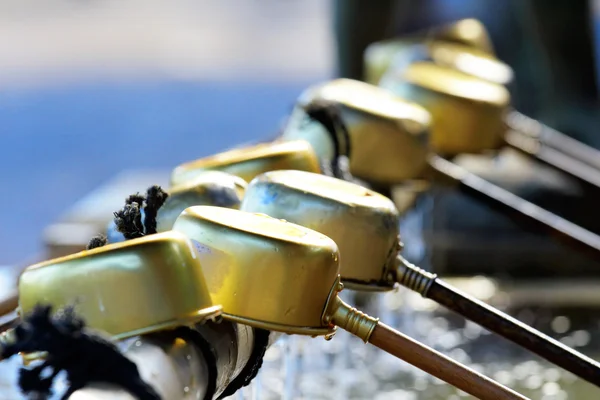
[1,304,161,400]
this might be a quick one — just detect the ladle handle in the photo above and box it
[431,279,600,387]
[428,154,600,261]
[395,256,600,387]
[506,111,600,173]
[369,322,529,400]
[505,129,600,189]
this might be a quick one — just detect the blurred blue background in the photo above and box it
[0,0,332,264]
[2,0,600,266]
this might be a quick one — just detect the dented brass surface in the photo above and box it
[380,62,509,155]
[170,140,321,187]
[18,232,221,339]
[172,206,340,336]
[241,170,400,290]
[364,18,494,85]
[281,78,431,185]
[156,171,247,232]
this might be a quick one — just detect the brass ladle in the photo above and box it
[2,233,276,399]
[281,78,600,260]
[368,21,600,176]
[171,205,527,400]
[10,231,221,342]
[107,170,247,242]
[170,139,321,188]
[364,18,495,85]
[240,169,600,387]
[378,50,600,189]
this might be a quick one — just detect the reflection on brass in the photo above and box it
[364,38,421,85]
[281,79,431,185]
[381,41,513,86]
[364,18,494,85]
[428,18,494,54]
[156,171,247,232]
[172,206,340,336]
[380,62,509,155]
[18,232,222,339]
[0,328,16,353]
[170,140,321,187]
[173,206,383,343]
[241,170,399,291]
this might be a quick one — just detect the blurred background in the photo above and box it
[3,0,600,267]
[0,0,332,265]
[3,1,600,399]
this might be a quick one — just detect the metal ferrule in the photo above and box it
[394,254,437,297]
[326,296,379,344]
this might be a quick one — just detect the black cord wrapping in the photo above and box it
[86,185,169,249]
[302,100,351,180]
[114,202,145,240]
[142,185,169,235]
[113,186,169,239]
[86,234,107,250]
[1,305,161,400]
[218,328,271,399]
[302,100,372,188]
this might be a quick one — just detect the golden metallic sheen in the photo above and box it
[170,140,321,187]
[380,62,509,155]
[364,38,421,85]
[428,18,494,54]
[172,206,340,336]
[241,170,400,291]
[364,19,494,85]
[18,231,221,339]
[281,78,431,185]
[156,171,247,232]
[381,41,513,86]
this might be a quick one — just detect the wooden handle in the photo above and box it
[369,322,529,400]
[429,279,600,387]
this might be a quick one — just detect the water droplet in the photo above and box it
[542,382,560,396]
[463,321,483,340]
[543,368,561,382]
[183,386,190,393]
[413,377,428,391]
[572,330,590,347]
[135,340,142,347]
[551,316,570,334]
[493,370,513,386]
[524,374,543,390]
